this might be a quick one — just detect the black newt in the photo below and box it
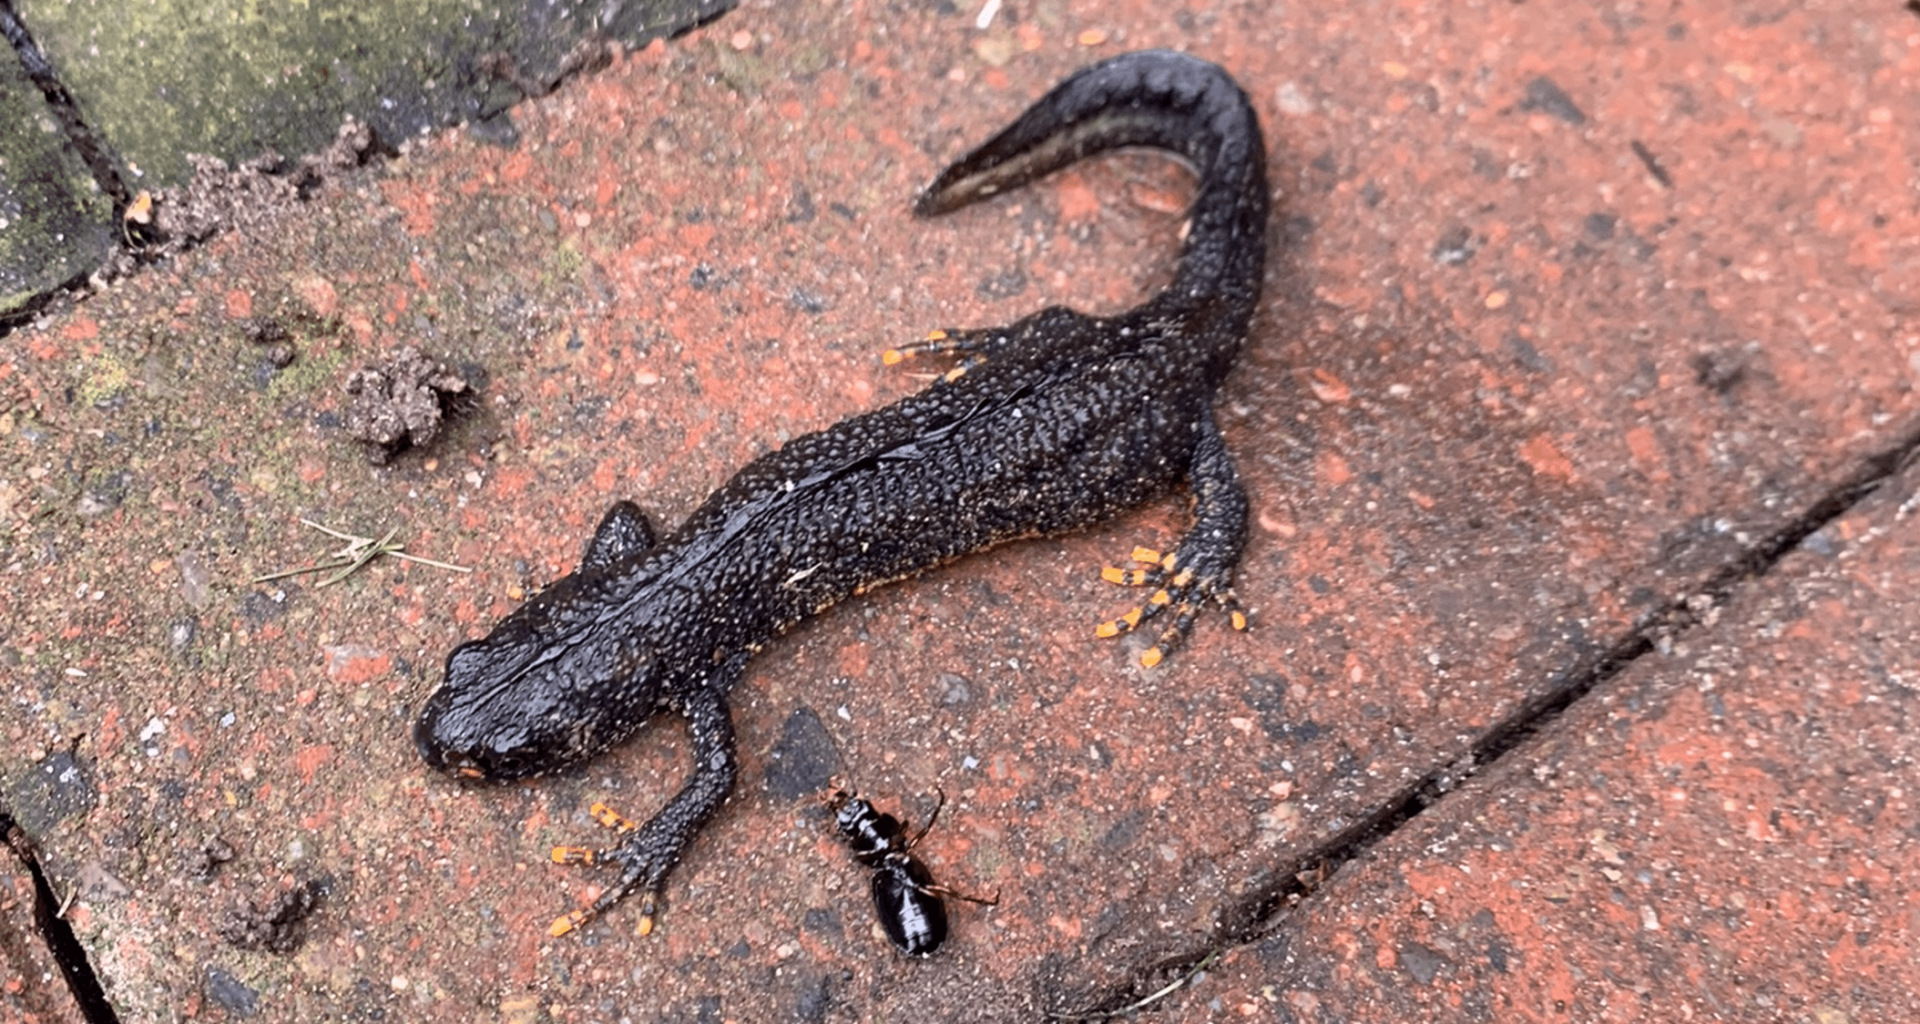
[413,49,1271,938]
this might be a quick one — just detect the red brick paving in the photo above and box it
[1166,454,1920,1023]
[1,0,1915,1020]
[0,854,87,1024]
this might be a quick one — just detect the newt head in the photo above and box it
[413,586,664,781]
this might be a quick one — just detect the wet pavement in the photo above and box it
[1168,449,1920,1022]
[2,0,1917,1020]
[0,0,730,317]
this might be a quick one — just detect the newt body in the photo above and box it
[414,50,1270,935]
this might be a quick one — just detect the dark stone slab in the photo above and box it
[0,42,113,316]
[14,0,735,187]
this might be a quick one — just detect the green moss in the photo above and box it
[788,42,833,78]
[267,341,350,402]
[545,240,584,287]
[711,43,772,96]
[77,353,134,407]
[0,288,38,316]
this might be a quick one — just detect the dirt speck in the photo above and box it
[243,317,297,368]
[218,877,326,954]
[342,346,471,464]
[186,836,236,881]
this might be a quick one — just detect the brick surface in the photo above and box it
[0,0,1914,1019]
[1165,455,1920,1023]
[0,849,88,1024]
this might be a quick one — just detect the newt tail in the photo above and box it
[915,49,1267,320]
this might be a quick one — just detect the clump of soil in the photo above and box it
[128,120,383,257]
[218,878,326,954]
[342,347,471,464]
[242,316,296,368]
[186,836,236,882]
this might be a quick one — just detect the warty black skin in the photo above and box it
[413,49,1271,935]
[829,788,997,957]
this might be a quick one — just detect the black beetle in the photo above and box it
[827,785,997,956]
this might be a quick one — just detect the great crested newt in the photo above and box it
[414,49,1271,938]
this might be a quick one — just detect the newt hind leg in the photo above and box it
[883,305,1100,382]
[1095,414,1249,667]
[882,327,1004,382]
[883,327,1003,367]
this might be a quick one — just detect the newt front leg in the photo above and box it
[549,674,741,937]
